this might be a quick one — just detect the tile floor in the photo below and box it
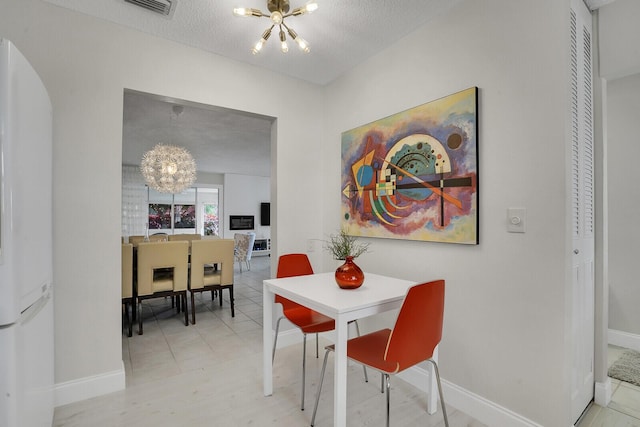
[53,256,484,426]
[50,256,640,426]
[578,346,640,427]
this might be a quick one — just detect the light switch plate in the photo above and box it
[507,208,526,233]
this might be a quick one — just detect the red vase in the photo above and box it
[335,256,364,289]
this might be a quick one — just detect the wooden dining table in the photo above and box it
[262,271,440,427]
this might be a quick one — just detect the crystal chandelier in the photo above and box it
[233,0,318,55]
[140,144,197,194]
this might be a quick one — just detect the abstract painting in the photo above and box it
[341,87,478,244]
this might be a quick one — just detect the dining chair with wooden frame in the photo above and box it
[135,241,190,335]
[188,239,235,323]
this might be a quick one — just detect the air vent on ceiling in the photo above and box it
[124,0,175,16]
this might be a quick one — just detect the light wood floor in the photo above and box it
[54,256,484,426]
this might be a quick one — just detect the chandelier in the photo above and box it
[233,0,318,55]
[140,144,197,194]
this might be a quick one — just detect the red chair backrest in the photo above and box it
[384,280,445,373]
[276,253,314,278]
[275,254,314,308]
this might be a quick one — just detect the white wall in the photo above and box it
[0,0,588,425]
[323,1,572,425]
[223,173,270,240]
[0,0,324,405]
[607,73,640,336]
[598,0,640,80]
[596,0,640,348]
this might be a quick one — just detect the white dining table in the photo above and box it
[263,271,439,427]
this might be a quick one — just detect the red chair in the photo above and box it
[310,280,448,427]
[273,254,367,411]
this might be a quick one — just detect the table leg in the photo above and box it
[263,286,274,396]
[334,316,349,427]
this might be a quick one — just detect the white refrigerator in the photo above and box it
[0,39,54,427]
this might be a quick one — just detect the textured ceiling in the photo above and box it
[41,0,463,85]
[122,91,274,177]
[45,0,613,178]
[42,0,467,178]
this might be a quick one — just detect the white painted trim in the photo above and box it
[54,361,125,407]
[608,328,640,351]
[397,366,544,427]
[595,378,612,407]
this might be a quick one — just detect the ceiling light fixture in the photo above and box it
[233,0,317,55]
[140,105,196,194]
[140,144,197,194]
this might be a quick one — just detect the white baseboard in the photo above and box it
[54,361,125,407]
[595,378,612,407]
[55,330,307,408]
[397,366,544,427]
[608,328,640,351]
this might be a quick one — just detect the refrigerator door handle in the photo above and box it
[20,284,51,325]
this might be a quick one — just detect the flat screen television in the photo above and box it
[260,202,270,226]
[229,215,254,230]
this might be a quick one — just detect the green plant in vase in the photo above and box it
[325,228,370,260]
[325,228,370,289]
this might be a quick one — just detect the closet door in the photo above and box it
[570,0,595,422]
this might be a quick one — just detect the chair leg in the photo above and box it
[426,359,449,427]
[137,301,143,335]
[127,303,132,337]
[228,286,235,317]
[309,345,374,427]
[190,291,196,325]
[272,317,283,362]
[384,374,391,427]
[183,292,189,326]
[309,357,443,427]
[310,348,331,427]
[122,301,132,337]
[352,320,369,383]
[301,333,307,411]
